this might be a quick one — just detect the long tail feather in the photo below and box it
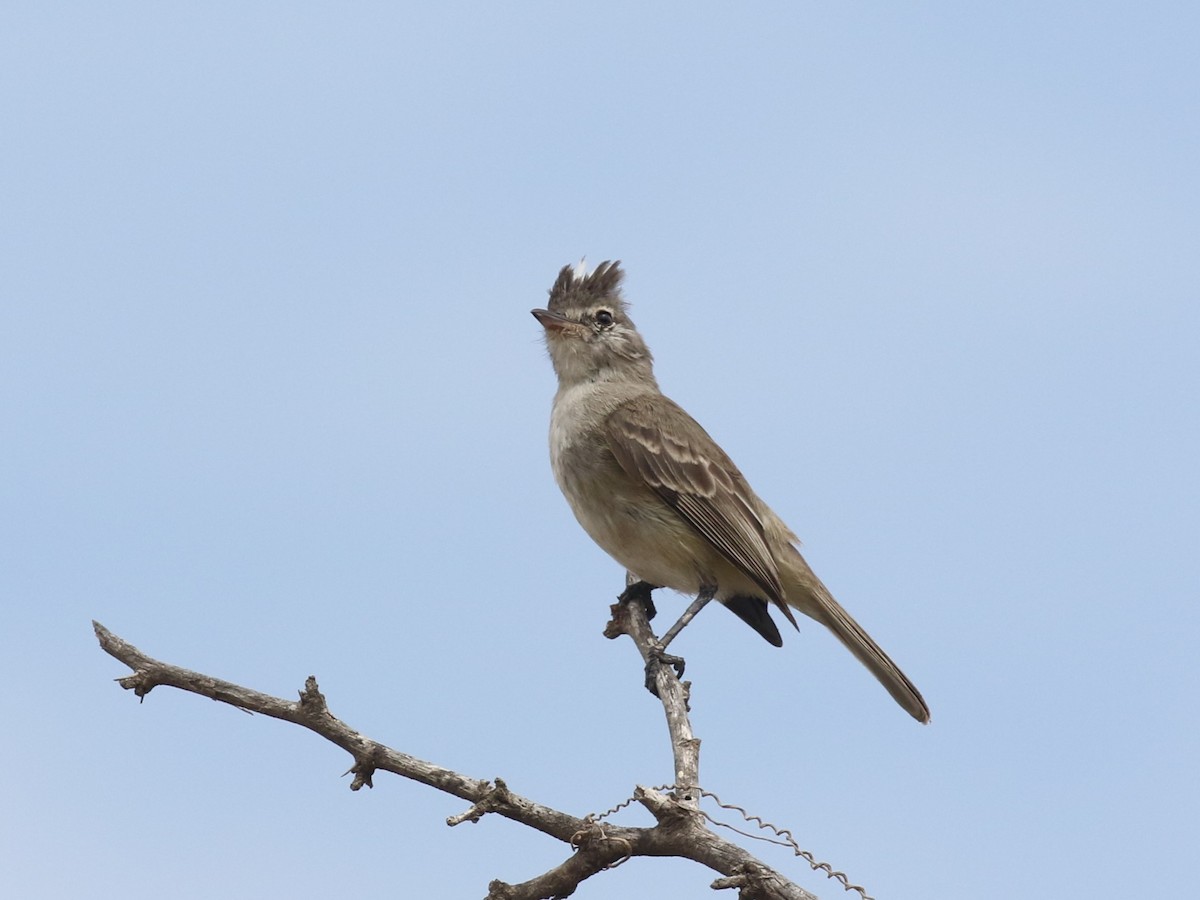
[814,588,930,723]
[784,556,930,723]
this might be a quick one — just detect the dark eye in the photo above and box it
[595,309,614,327]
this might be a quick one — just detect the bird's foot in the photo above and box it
[618,579,658,621]
[643,643,686,697]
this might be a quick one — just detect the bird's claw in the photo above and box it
[643,644,686,697]
[618,580,658,621]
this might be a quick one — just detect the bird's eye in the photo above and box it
[595,309,614,327]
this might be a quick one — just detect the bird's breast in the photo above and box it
[548,389,711,594]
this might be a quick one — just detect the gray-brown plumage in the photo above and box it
[532,261,929,723]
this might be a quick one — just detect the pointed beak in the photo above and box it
[531,308,573,333]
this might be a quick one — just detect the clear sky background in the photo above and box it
[3,4,1197,899]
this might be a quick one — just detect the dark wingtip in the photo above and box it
[723,595,783,647]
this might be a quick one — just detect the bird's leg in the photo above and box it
[642,583,716,695]
[658,582,716,651]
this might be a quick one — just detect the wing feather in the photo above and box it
[605,396,791,614]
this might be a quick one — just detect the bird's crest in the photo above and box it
[547,259,626,313]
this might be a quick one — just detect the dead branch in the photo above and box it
[92,600,820,899]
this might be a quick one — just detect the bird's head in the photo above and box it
[531,260,654,386]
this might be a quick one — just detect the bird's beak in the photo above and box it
[531,308,574,333]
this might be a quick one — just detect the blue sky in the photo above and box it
[2,4,1197,898]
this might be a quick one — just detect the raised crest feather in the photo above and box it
[547,259,626,313]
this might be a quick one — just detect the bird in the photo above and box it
[531,260,929,723]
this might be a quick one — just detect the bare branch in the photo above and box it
[486,830,634,900]
[605,575,701,805]
[92,616,823,899]
[92,620,581,842]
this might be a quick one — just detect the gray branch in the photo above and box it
[604,574,702,807]
[92,605,818,900]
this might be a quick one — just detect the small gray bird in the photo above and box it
[532,260,929,723]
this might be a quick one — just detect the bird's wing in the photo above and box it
[604,396,796,627]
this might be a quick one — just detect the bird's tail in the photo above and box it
[785,559,930,723]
